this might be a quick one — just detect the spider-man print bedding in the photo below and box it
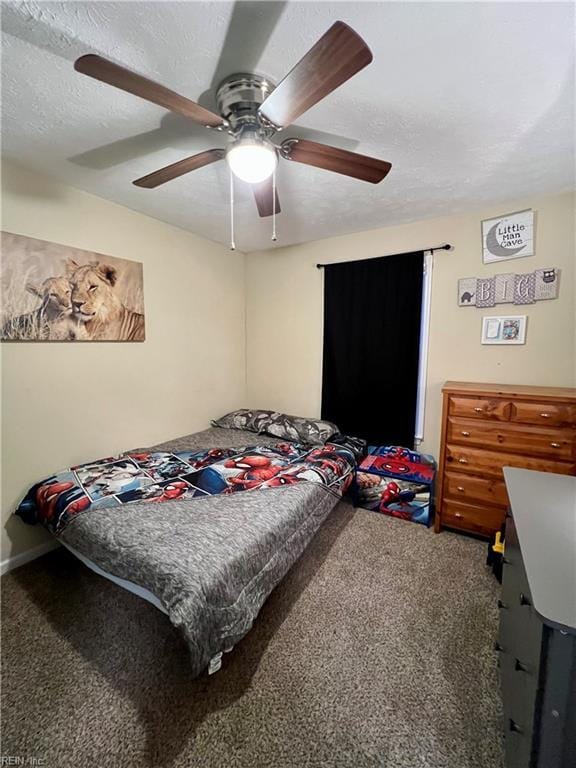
[17,441,355,535]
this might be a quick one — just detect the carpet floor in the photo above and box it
[1,503,504,768]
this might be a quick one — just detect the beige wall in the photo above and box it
[1,161,246,564]
[246,192,575,458]
[2,162,574,567]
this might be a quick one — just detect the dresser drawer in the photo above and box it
[449,396,511,421]
[500,650,538,731]
[447,417,575,461]
[445,444,576,479]
[500,651,536,768]
[510,400,576,428]
[501,515,544,679]
[504,725,532,768]
[441,499,504,535]
[499,591,543,671]
[444,471,508,507]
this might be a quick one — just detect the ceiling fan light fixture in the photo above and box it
[226,139,277,184]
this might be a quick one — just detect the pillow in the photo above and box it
[211,409,277,434]
[262,412,339,446]
[211,409,340,445]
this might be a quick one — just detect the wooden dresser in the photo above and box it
[435,382,576,537]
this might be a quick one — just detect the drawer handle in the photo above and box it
[456,486,465,492]
[497,599,508,610]
[458,458,468,464]
[550,442,561,449]
[515,658,529,673]
[509,719,523,734]
[461,430,470,437]
[474,407,483,413]
[519,593,532,607]
[540,412,551,418]
[454,512,463,519]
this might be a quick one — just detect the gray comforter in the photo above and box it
[59,427,344,676]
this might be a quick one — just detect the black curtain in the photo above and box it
[321,251,424,447]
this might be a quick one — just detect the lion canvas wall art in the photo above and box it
[1,232,145,342]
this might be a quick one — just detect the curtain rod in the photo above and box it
[315,243,453,269]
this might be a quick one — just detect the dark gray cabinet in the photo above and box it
[500,469,576,768]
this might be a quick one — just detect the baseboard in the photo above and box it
[0,539,60,575]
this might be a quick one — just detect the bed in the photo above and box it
[16,419,359,677]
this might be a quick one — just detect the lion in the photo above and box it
[66,259,145,341]
[1,276,76,340]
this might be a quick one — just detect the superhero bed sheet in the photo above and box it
[16,427,355,676]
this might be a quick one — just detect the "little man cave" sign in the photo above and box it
[482,209,534,264]
[458,268,560,308]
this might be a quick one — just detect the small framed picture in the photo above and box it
[481,315,527,345]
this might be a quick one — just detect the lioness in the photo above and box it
[2,276,75,340]
[66,259,145,341]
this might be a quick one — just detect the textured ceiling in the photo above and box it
[2,1,574,251]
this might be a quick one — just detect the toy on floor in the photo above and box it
[356,445,436,526]
[487,526,506,583]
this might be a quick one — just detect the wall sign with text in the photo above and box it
[482,209,534,264]
[458,267,560,307]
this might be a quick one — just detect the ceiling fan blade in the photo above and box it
[74,55,226,128]
[258,21,372,129]
[281,138,391,184]
[133,149,225,188]
[252,177,281,217]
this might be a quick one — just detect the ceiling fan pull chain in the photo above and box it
[272,168,278,242]
[229,168,236,251]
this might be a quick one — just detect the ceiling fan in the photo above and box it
[74,20,392,220]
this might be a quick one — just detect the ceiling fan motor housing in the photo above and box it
[216,73,276,134]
